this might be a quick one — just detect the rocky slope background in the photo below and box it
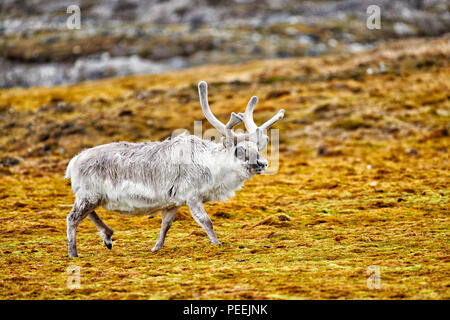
[1,0,449,87]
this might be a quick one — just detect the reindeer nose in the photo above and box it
[257,158,268,168]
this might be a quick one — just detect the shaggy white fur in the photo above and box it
[64,81,283,257]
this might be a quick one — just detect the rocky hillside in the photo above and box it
[1,0,449,87]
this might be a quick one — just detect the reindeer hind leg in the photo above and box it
[67,198,99,257]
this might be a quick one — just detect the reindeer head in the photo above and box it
[198,81,284,174]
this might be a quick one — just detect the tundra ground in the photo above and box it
[0,37,448,299]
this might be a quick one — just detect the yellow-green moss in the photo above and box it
[0,37,449,299]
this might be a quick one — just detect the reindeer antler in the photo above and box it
[198,81,284,149]
[238,92,284,150]
[240,96,284,133]
[260,109,285,131]
[225,112,243,129]
[199,81,239,138]
[240,96,259,133]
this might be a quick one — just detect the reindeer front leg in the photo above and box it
[187,199,221,245]
[152,207,179,251]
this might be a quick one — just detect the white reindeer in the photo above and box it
[65,81,284,257]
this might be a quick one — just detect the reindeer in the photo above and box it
[65,81,284,257]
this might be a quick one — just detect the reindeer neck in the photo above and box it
[212,142,252,184]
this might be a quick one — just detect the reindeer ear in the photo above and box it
[255,128,269,151]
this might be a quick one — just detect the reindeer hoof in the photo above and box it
[104,241,112,250]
